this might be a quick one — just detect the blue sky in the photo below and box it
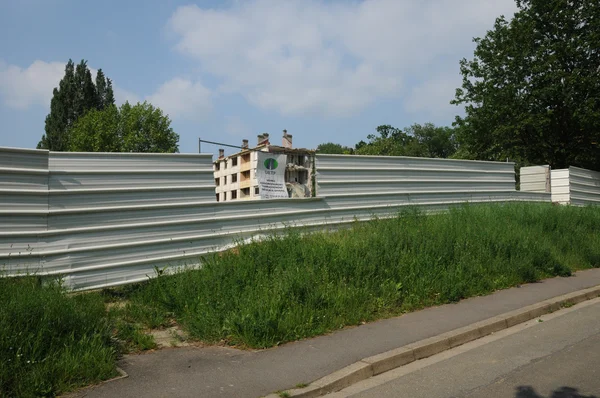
[0,0,517,156]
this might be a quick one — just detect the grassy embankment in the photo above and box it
[2,203,599,396]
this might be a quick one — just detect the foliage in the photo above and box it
[452,0,600,169]
[38,60,115,151]
[68,101,179,153]
[0,277,117,397]
[122,203,599,349]
[354,123,457,158]
[316,142,354,154]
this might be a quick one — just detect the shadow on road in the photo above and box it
[516,386,598,398]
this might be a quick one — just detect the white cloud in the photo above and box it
[0,60,64,109]
[0,59,141,110]
[167,0,517,117]
[404,72,462,119]
[114,87,141,105]
[145,78,212,120]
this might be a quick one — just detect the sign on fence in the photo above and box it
[256,152,288,199]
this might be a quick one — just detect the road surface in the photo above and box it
[327,298,600,398]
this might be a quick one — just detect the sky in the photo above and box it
[0,0,518,156]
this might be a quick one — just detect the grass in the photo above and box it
[0,278,159,397]
[0,277,118,397]
[118,203,600,349]
[1,202,599,395]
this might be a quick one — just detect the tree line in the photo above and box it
[319,0,599,170]
[317,123,458,159]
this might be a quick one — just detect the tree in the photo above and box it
[405,123,457,158]
[354,124,457,158]
[354,125,413,156]
[38,60,115,151]
[452,0,600,169]
[68,101,179,153]
[316,142,354,154]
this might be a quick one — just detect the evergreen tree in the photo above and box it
[37,59,115,151]
[94,69,115,110]
[95,69,107,110]
[105,78,115,107]
[38,60,76,150]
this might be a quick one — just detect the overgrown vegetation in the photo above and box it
[0,278,117,397]
[2,203,599,395]
[120,203,600,348]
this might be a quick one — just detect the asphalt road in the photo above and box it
[328,298,600,398]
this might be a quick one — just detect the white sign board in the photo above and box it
[256,152,289,199]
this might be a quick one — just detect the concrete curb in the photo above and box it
[266,284,600,398]
[60,367,128,398]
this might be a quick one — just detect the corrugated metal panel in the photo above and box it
[1,148,554,291]
[569,166,600,206]
[49,151,211,171]
[0,146,50,170]
[0,148,49,232]
[520,165,550,193]
[316,154,515,197]
[551,169,570,204]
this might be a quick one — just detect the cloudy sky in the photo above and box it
[0,0,517,155]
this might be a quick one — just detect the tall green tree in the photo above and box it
[452,0,600,169]
[68,101,179,153]
[38,60,115,151]
[94,69,115,110]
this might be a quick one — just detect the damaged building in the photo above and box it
[213,130,315,202]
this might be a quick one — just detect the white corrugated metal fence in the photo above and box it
[1,148,553,291]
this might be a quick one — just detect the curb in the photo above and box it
[266,284,600,398]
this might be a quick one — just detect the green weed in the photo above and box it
[121,203,600,349]
[0,277,118,397]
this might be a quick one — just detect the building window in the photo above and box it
[224,160,227,169]
[232,173,238,183]
[255,187,259,195]
[241,187,250,198]
[224,176,227,185]
[215,178,220,187]
[241,170,251,182]
[215,163,220,171]
[216,193,219,201]
[241,152,251,164]
[231,190,237,199]
[232,157,238,167]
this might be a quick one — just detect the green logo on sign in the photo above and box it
[264,158,278,170]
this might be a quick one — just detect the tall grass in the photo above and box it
[0,277,117,397]
[2,203,599,395]
[124,203,600,348]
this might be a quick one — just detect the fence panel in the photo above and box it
[550,169,570,204]
[0,148,553,291]
[520,165,550,193]
[569,166,600,206]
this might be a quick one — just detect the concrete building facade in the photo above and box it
[213,130,314,202]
